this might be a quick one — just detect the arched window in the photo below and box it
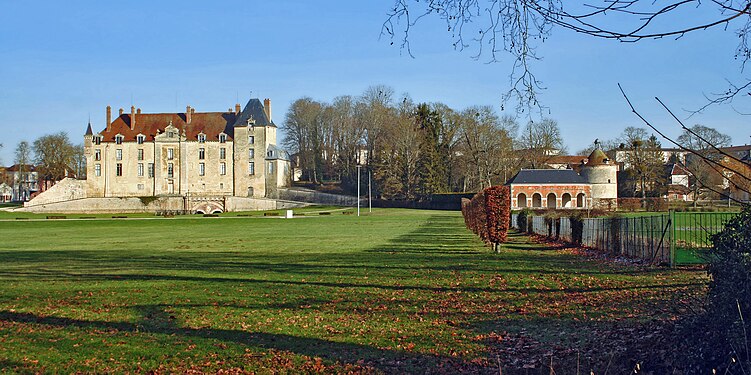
[517,193,527,208]
[532,193,542,208]
[561,193,572,208]
[577,193,586,208]
[547,193,557,209]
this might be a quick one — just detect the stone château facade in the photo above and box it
[84,98,290,200]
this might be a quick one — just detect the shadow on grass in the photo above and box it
[0,309,487,373]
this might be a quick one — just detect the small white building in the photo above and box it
[0,182,12,202]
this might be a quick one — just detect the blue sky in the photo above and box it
[0,0,749,164]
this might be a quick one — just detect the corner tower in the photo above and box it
[580,147,618,209]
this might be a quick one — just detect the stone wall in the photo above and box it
[225,196,307,212]
[19,196,185,213]
[23,178,87,207]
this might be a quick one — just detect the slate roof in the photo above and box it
[265,144,290,161]
[506,169,588,185]
[233,99,275,128]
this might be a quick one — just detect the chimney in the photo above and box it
[106,105,112,131]
[235,103,241,115]
[263,98,271,122]
[186,105,192,124]
[119,108,124,116]
[137,108,141,115]
[130,106,136,130]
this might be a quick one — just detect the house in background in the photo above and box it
[5,164,38,201]
[507,148,619,210]
[0,182,12,202]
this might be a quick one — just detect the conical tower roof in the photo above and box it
[587,148,609,165]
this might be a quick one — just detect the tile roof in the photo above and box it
[6,164,36,172]
[587,148,611,165]
[98,112,237,142]
[546,155,588,166]
[93,99,274,142]
[506,169,588,185]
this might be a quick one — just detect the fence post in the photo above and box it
[669,209,676,268]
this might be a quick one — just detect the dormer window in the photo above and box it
[94,135,102,145]
[115,135,124,145]
[219,134,227,143]
[267,150,273,157]
[168,131,175,138]
[198,133,206,143]
[136,134,145,144]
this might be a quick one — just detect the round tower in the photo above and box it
[580,148,618,209]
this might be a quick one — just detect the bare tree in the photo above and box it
[676,125,733,203]
[282,98,326,183]
[33,132,76,183]
[516,118,565,168]
[456,106,515,191]
[383,0,751,113]
[14,141,32,200]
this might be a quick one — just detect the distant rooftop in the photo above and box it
[506,169,588,185]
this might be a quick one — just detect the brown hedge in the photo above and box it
[461,186,511,249]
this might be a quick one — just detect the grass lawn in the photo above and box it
[0,208,705,373]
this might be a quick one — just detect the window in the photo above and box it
[94,149,101,161]
[116,163,123,176]
[248,161,255,175]
[219,134,227,143]
[137,163,144,177]
[220,162,226,175]
[248,135,255,145]
[137,149,144,161]
[94,136,101,145]
[95,164,101,177]
[198,134,206,143]
[267,150,273,157]
[115,135,123,144]
[249,148,254,159]
[167,163,174,178]
[167,148,174,160]
[220,148,226,159]
[268,162,274,174]
[199,163,205,176]
[116,149,122,160]
[198,148,205,160]
[136,135,145,144]
[148,163,154,178]
[137,184,144,190]
[168,131,175,138]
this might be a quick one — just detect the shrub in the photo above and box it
[570,212,585,246]
[461,186,511,250]
[702,205,751,371]
[645,198,668,212]
[485,185,511,246]
[619,198,642,212]
[607,214,622,256]
[517,209,530,232]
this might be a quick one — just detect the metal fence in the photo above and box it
[511,211,739,266]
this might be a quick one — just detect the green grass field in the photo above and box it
[0,208,705,373]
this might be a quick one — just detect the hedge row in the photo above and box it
[461,185,511,250]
